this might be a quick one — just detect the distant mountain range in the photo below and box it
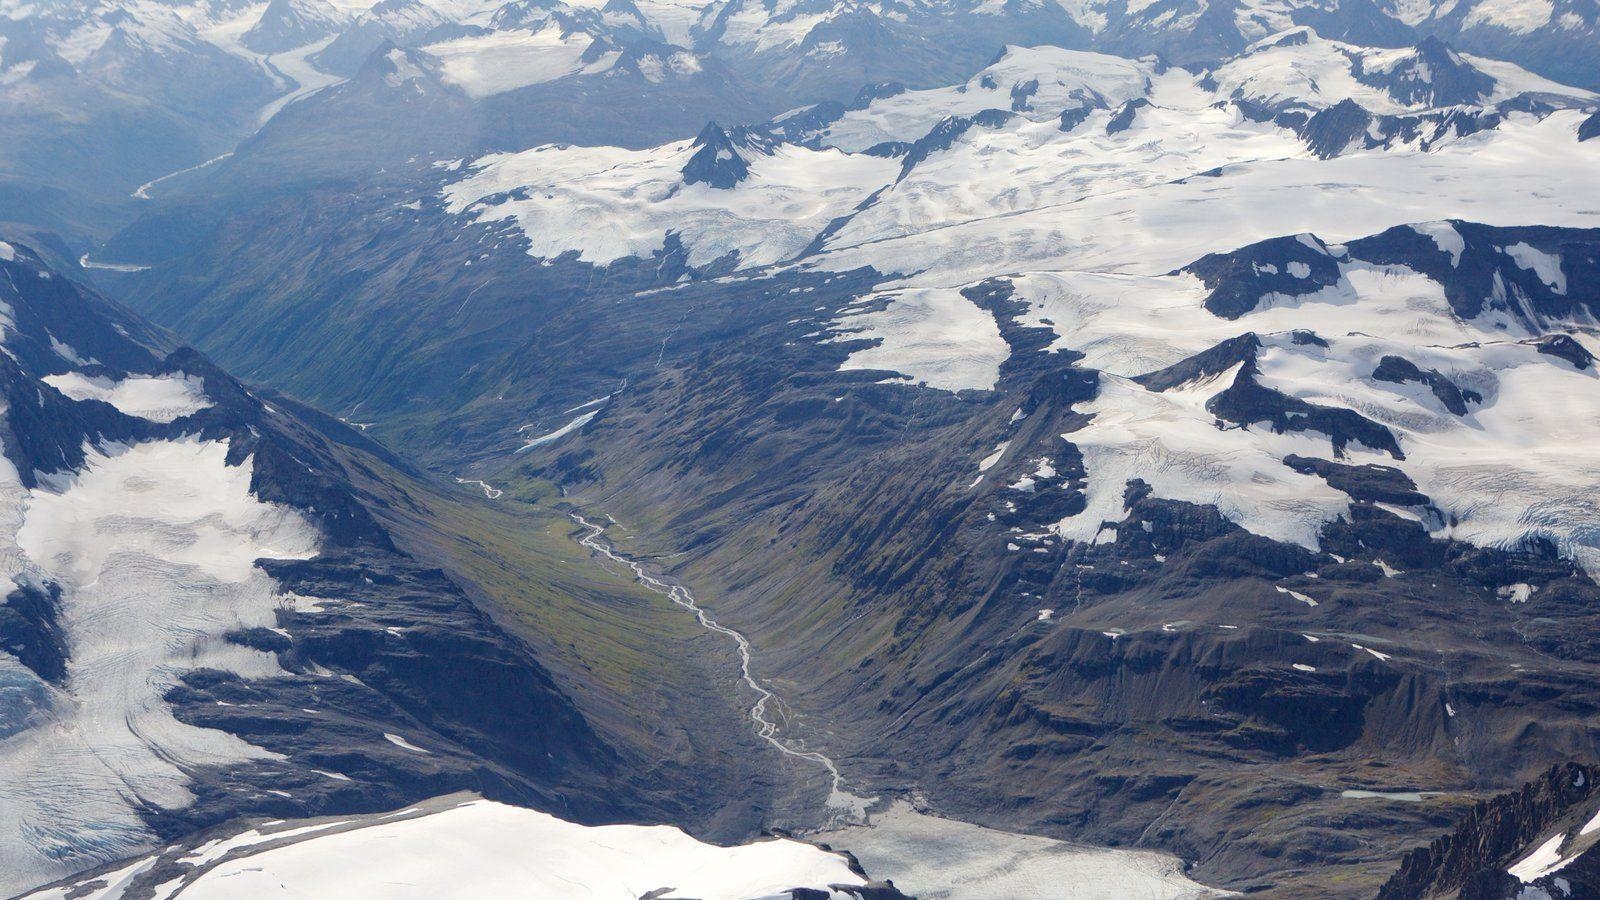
[1,0,1594,242]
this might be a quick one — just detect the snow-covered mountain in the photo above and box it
[0,242,516,893]
[75,14,1600,893]
[2,0,1599,895]
[1387,0,1598,93]
[980,221,1600,568]
[1207,27,1593,112]
[241,0,353,54]
[444,121,899,268]
[0,1,278,238]
[439,37,1594,274]
[1,0,1591,244]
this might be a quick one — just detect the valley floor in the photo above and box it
[566,507,1228,898]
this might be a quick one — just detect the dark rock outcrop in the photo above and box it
[1105,97,1149,134]
[682,122,755,189]
[1380,763,1600,900]
[1183,234,1341,319]
[0,580,67,685]
[1345,222,1600,325]
[1184,222,1600,329]
[1532,334,1596,370]
[1058,104,1093,131]
[1580,111,1600,143]
[1371,354,1481,415]
[1135,332,1261,390]
[1300,98,1372,158]
[1206,359,1404,459]
[1283,454,1430,506]
[898,110,1013,180]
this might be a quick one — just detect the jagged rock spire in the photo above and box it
[682,121,750,189]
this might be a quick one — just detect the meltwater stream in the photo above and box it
[571,513,874,824]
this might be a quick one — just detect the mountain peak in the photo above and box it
[682,121,752,189]
[1249,25,1317,52]
[241,0,346,55]
[1413,34,1463,66]
[1355,35,1494,108]
[354,41,438,90]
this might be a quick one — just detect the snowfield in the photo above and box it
[40,372,212,423]
[974,231,1600,572]
[445,136,898,268]
[23,796,872,900]
[425,25,621,98]
[814,802,1222,899]
[432,28,1600,580]
[791,45,1158,151]
[1060,366,1355,551]
[442,37,1599,287]
[830,287,1011,392]
[812,108,1600,284]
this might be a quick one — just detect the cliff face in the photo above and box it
[1380,763,1600,900]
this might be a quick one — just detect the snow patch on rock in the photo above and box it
[42,372,211,423]
[831,287,1008,392]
